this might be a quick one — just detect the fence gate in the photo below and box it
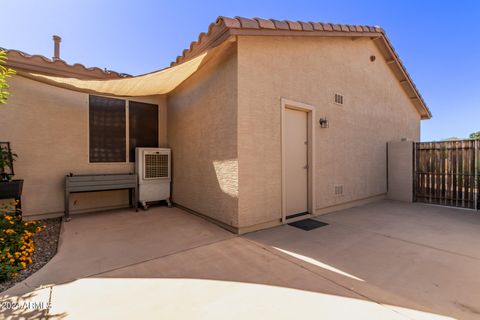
[414,140,479,209]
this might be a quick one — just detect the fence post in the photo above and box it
[412,142,417,202]
[476,140,478,211]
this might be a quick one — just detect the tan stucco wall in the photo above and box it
[167,45,239,227]
[0,76,167,218]
[237,36,421,230]
[387,140,414,202]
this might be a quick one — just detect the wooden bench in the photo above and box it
[64,173,138,221]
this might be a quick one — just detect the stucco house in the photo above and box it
[1,17,430,234]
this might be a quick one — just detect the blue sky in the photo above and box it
[3,0,479,141]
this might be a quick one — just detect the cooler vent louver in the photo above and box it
[144,153,169,179]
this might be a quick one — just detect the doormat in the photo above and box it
[288,219,328,231]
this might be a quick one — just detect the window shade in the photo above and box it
[89,95,126,162]
[129,101,159,162]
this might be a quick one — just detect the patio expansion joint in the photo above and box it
[88,236,238,279]
[241,237,411,319]
[318,219,480,261]
[375,233,480,261]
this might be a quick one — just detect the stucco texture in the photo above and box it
[0,76,167,218]
[387,140,414,202]
[167,45,239,228]
[237,36,421,230]
[2,35,423,232]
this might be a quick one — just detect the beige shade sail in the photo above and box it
[16,52,208,97]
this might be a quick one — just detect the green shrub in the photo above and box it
[0,201,43,282]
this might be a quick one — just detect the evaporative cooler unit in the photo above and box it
[135,147,171,209]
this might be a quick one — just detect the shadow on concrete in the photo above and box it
[0,289,66,319]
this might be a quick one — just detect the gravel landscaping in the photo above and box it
[0,217,61,293]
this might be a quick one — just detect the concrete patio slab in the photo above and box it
[3,206,233,296]
[247,200,480,320]
[1,201,478,319]
[98,237,363,299]
[47,278,450,320]
[318,200,480,259]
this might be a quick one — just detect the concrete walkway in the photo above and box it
[1,201,479,319]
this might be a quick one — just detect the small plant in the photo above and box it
[0,201,43,282]
[0,50,16,104]
[0,144,17,181]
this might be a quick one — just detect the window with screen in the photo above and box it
[129,101,159,162]
[89,95,126,163]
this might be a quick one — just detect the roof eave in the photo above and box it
[371,35,431,120]
[2,47,129,80]
[172,17,431,120]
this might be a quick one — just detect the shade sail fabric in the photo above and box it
[17,52,208,97]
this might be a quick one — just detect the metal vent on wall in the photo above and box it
[334,93,344,105]
[334,185,343,195]
[144,153,169,179]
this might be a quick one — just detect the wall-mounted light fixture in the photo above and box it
[319,117,329,128]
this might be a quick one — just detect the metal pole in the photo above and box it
[475,140,478,211]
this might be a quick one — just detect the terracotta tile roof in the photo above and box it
[171,16,384,66]
[170,16,431,119]
[1,47,130,79]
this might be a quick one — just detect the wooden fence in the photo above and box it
[414,140,479,209]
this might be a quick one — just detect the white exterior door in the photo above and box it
[285,108,308,216]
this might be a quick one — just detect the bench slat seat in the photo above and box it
[67,180,137,188]
[67,174,136,181]
[64,173,138,220]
